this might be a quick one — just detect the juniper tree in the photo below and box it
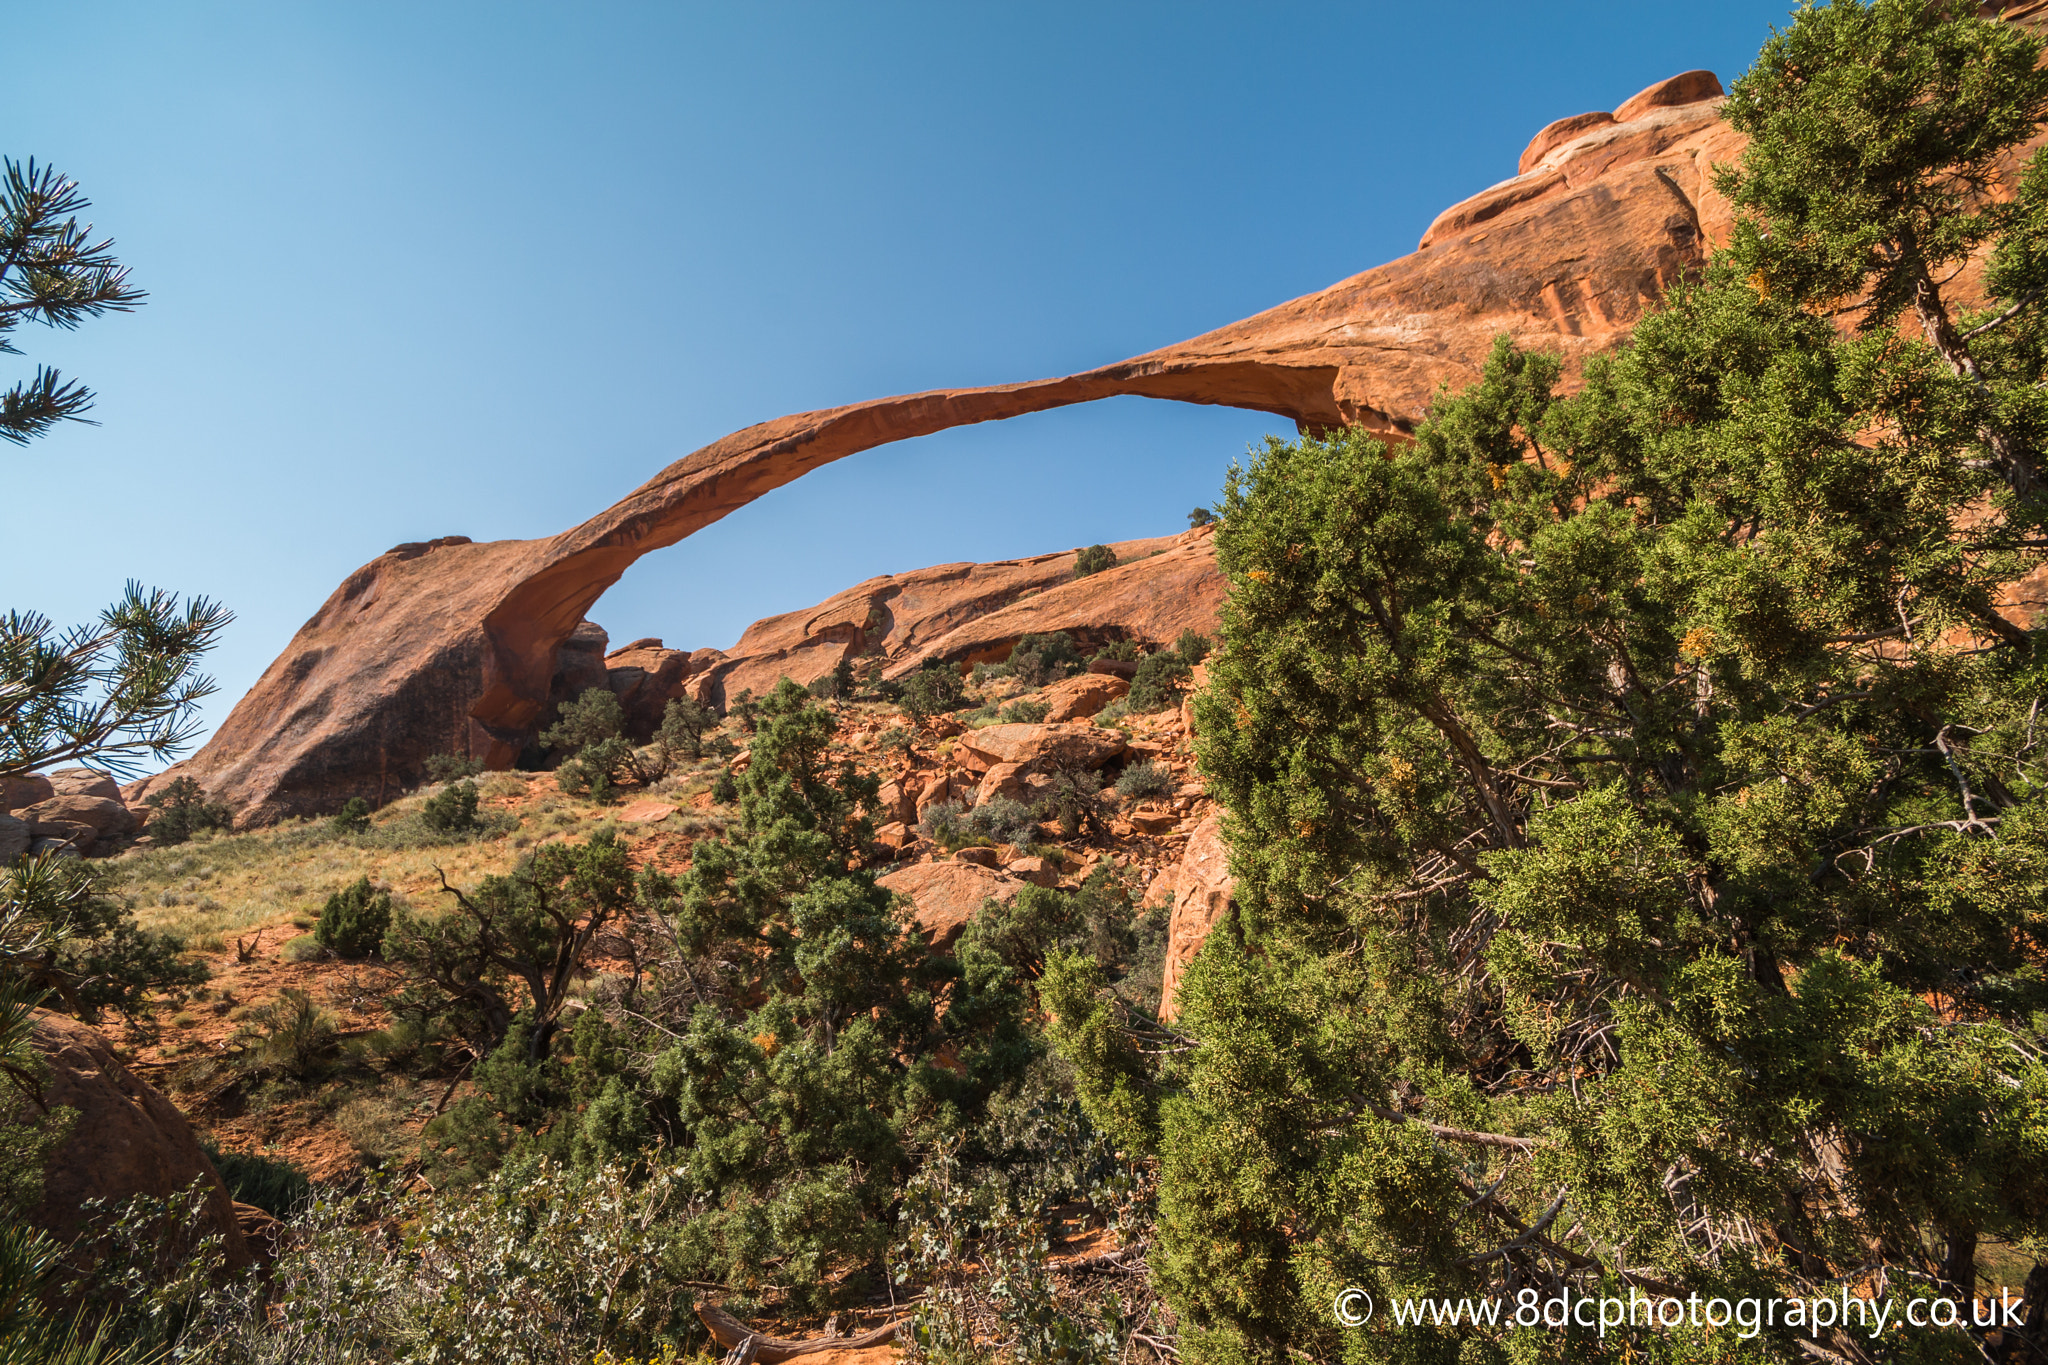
[1048,4,2048,1362]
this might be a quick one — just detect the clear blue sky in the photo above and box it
[4,1,1793,749]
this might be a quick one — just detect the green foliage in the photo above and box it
[327,796,370,835]
[539,686,624,755]
[1187,506,1218,529]
[0,159,145,447]
[419,780,481,834]
[709,770,738,805]
[229,988,338,1083]
[421,752,482,784]
[4,852,203,1026]
[555,736,635,802]
[101,1164,698,1363]
[1072,544,1117,579]
[653,694,715,768]
[1033,766,1108,839]
[1,585,232,782]
[1114,760,1171,799]
[1089,638,1138,663]
[197,1137,311,1217]
[902,659,969,723]
[1124,650,1190,713]
[1009,632,1087,687]
[0,1220,153,1365]
[1048,8,2048,1357]
[633,680,1038,1305]
[385,832,640,1064]
[997,697,1050,725]
[139,776,232,847]
[312,876,391,959]
[1173,628,1210,666]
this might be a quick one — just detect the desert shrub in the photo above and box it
[1007,631,1086,687]
[1187,505,1217,528]
[384,832,640,1064]
[962,867,1135,984]
[962,797,1037,849]
[970,661,1013,684]
[231,988,339,1083]
[1089,638,1138,663]
[1125,649,1190,712]
[876,725,912,754]
[1071,544,1116,578]
[422,753,483,784]
[313,876,391,959]
[142,776,233,847]
[1091,698,1129,728]
[1033,767,1108,838]
[726,688,758,732]
[653,695,715,768]
[996,698,1049,725]
[6,854,204,1025]
[709,770,738,805]
[900,659,967,722]
[420,779,483,834]
[198,1137,311,1216]
[918,799,971,847]
[1115,759,1172,798]
[1173,627,1210,665]
[538,687,624,755]
[555,736,635,803]
[328,796,371,835]
[156,1162,696,1362]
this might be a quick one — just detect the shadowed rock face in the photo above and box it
[132,66,1913,822]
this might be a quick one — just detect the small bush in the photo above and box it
[314,876,392,959]
[556,736,635,801]
[1073,544,1117,578]
[1034,766,1109,838]
[1091,638,1140,663]
[998,698,1051,725]
[422,753,483,784]
[1009,631,1086,686]
[281,934,323,962]
[710,771,739,805]
[971,661,1014,684]
[1127,649,1192,712]
[877,726,913,753]
[901,659,968,722]
[653,695,715,768]
[1175,628,1211,665]
[421,780,483,833]
[1188,506,1218,528]
[329,796,372,835]
[143,777,234,846]
[232,987,338,1081]
[540,687,625,754]
[1116,760,1173,799]
[1093,698,1130,727]
[964,797,1039,848]
[918,799,971,847]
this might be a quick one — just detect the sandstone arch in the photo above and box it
[140,70,1757,822]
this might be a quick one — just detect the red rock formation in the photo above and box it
[149,58,1987,823]
[28,1011,253,1266]
[694,527,1209,707]
[1158,815,1236,1022]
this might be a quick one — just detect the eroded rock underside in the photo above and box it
[133,45,2048,823]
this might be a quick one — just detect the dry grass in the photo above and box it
[112,771,677,946]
